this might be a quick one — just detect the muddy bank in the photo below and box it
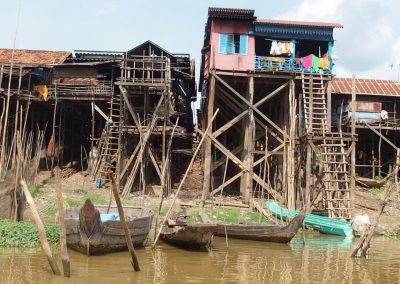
[15,170,400,239]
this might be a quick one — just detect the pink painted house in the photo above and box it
[199,7,342,93]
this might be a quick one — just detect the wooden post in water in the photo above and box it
[153,109,220,246]
[20,179,61,275]
[55,167,70,277]
[108,172,140,272]
[350,75,356,217]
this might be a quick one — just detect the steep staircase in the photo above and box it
[96,91,123,185]
[302,73,352,219]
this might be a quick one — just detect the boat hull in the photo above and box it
[160,224,218,251]
[266,201,353,237]
[65,202,153,255]
[214,212,305,243]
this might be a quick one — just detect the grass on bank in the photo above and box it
[188,207,272,224]
[0,220,59,247]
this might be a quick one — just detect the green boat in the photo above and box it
[266,201,354,237]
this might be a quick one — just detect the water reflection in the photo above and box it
[0,236,399,283]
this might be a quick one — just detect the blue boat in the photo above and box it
[266,201,354,237]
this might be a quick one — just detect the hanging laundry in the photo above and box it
[312,55,320,72]
[270,41,281,55]
[33,85,48,101]
[284,42,291,55]
[289,42,295,56]
[277,42,284,55]
[318,58,330,69]
[302,54,313,69]
[278,41,286,54]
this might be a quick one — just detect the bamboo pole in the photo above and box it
[155,118,179,238]
[350,182,395,258]
[50,89,58,177]
[55,167,70,277]
[108,172,140,271]
[350,75,356,217]
[153,109,220,247]
[21,179,61,275]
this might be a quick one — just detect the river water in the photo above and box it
[1,235,399,283]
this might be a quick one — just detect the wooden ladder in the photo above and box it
[302,73,352,219]
[302,73,329,134]
[97,91,123,184]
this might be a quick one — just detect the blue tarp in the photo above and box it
[100,213,120,222]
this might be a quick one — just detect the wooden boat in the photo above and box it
[356,176,387,188]
[65,199,153,255]
[160,215,218,251]
[266,201,354,237]
[200,210,305,243]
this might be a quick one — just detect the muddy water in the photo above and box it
[1,235,399,283]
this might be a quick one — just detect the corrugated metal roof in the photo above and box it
[0,49,71,65]
[256,19,343,29]
[208,7,255,20]
[332,78,400,96]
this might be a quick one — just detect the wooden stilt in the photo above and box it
[21,180,61,275]
[108,172,140,271]
[153,109,219,246]
[350,75,356,216]
[202,71,216,204]
[55,167,70,277]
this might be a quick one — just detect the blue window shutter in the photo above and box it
[219,33,228,54]
[226,34,235,54]
[239,35,248,54]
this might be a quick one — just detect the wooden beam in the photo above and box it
[55,168,70,277]
[327,80,332,131]
[350,75,356,218]
[21,180,61,275]
[213,82,289,139]
[364,122,398,150]
[197,127,283,202]
[202,71,216,203]
[213,72,288,139]
[153,109,220,245]
[216,84,284,144]
[109,173,140,271]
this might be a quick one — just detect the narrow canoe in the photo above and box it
[356,176,386,188]
[266,201,353,237]
[65,199,153,255]
[199,210,305,243]
[160,223,218,251]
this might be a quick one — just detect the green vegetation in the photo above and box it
[374,176,383,181]
[45,208,58,217]
[30,184,44,198]
[371,187,382,196]
[84,192,107,205]
[65,198,81,208]
[42,177,56,186]
[0,220,59,247]
[189,207,272,224]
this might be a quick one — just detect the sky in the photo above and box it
[1,0,400,84]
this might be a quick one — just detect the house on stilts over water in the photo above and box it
[198,7,356,219]
[0,41,196,219]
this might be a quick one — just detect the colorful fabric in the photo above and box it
[270,41,282,55]
[318,58,330,69]
[33,85,48,101]
[302,54,313,69]
[312,54,320,72]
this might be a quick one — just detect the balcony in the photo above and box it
[49,80,114,99]
[255,56,333,74]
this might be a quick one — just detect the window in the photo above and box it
[219,33,248,55]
